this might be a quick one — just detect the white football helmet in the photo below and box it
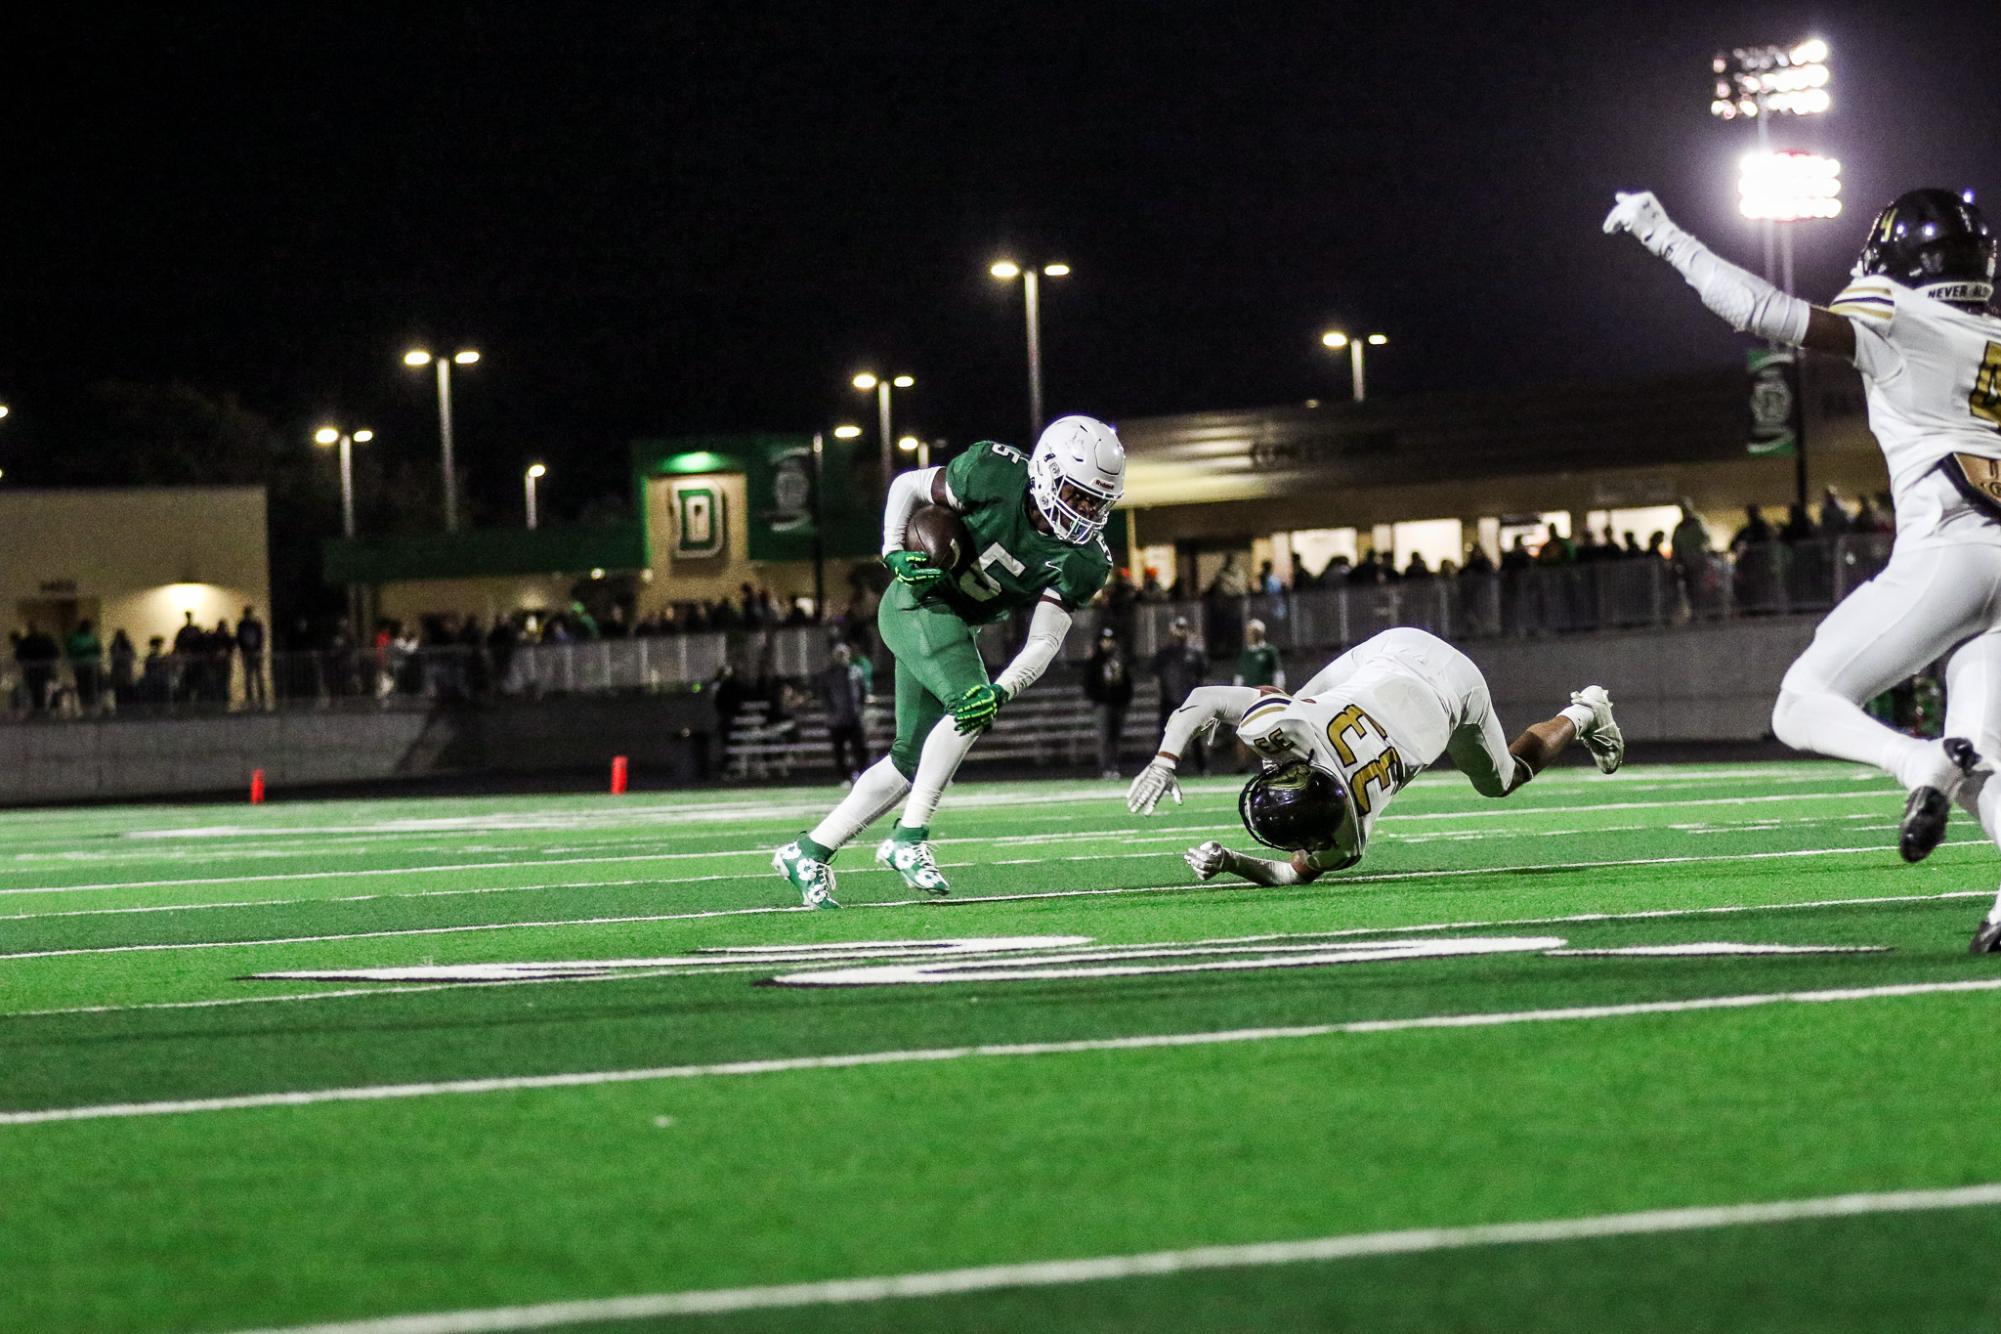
[1028,415,1125,545]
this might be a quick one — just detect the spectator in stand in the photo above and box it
[1646,528,1670,560]
[207,619,235,703]
[109,628,137,709]
[1084,625,1135,779]
[1233,618,1285,689]
[1150,615,1208,775]
[1672,500,1712,564]
[1324,554,1353,582]
[815,643,869,783]
[1103,566,1140,643]
[140,636,172,706]
[1461,543,1495,576]
[601,605,630,639]
[1852,493,1892,535]
[236,606,268,709]
[1403,551,1432,579]
[1818,488,1852,539]
[65,620,104,713]
[172,611,204,702]
[1535,526,1576,565]
[1622,531,1647,559]
[1204,553,1249,657]
[1730,504,1775,554]
[1289,554,1315,591]
[1779,502,1816,544]
[1139,568,1167,601]
[16,624,59,713]
[1575,528,1607,563]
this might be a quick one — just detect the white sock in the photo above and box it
[1772,687,1932,789]
[1559,702,1595,732]
[806,757,909,854]
[898,717,980,832]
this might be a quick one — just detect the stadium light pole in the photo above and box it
[524,463,547,530]
[1320,330,1389,402]
[990,259,1070,442]
[403,347,480,533]
[1710,37,1832,293]
[314,426,374,539]
[853,371,915,502]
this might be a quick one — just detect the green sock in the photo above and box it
[798,836,835,862]
[892,823,929,844]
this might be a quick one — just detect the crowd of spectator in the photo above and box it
[7,607,268,717]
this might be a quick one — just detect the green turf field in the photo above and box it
[7,759,2001,1333]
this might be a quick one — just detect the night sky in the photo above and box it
[4,1,1999,527]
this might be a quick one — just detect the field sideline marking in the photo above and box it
[0,788,1898,900]
[11,974,2001,1125]
[219,1182,2001,1332]
[0,841,1964,962]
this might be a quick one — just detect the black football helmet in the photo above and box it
[1856,188,1996,310]
[1238,759,1357,854]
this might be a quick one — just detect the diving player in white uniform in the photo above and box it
[1125,627,1625,885]
[1605,186,2001,952]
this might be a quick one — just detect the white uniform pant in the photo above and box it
[1300,627,1518,797]
[1773,541,2001,837]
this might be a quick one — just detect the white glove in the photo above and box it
[1185,841,1230,880]
[1603,190,1682,257]
[1126,759,1183,816]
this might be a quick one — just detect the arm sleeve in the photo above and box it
[1157,684,1260,761]
[992,597,1071,699]
[1656,230,1812,345]
[880,466,943,557]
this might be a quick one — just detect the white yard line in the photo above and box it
[5,886,1987,1021]
[11,974,2001,1125]
[221,1182,2001,1333]
[0,813,1901,925]
[0,788,1900,900]
[0,841,1959,963]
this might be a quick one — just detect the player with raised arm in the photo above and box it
[773,416,1123,907]
[1605,187,2001,952]
[1127,627,1623,885]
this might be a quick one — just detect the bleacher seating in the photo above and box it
[724,680,1169,781]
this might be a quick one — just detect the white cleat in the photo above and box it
[1571,685,1625,775]
[876,837,951,896]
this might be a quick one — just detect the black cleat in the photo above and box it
[1971,917,2001,955]
[1900,787,1952,863]
[1899,738,1981,864]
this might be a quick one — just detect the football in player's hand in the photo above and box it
[907,504,971,574]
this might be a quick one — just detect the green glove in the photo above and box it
[951,682,1009,734]
[884,550,945,588]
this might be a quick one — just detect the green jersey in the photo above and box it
[920,441,1112,626]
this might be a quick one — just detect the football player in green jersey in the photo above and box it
[775,415,1125,907]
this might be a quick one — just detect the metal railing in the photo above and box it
[1,535,1897,721]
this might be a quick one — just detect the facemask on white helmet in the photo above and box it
[1028,415,1125,545]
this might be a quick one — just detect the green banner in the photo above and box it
[1746,349,1799,458]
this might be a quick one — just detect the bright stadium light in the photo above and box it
[1711,38,1831,120]
[1739,151,1843,222]
[1319,330,1389,401]
[403,347,480,531]
[990,257,1070,438]
[832,423,863,439]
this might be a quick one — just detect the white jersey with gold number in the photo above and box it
[1829,276,2001,547]
[1232,629,1511,869]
